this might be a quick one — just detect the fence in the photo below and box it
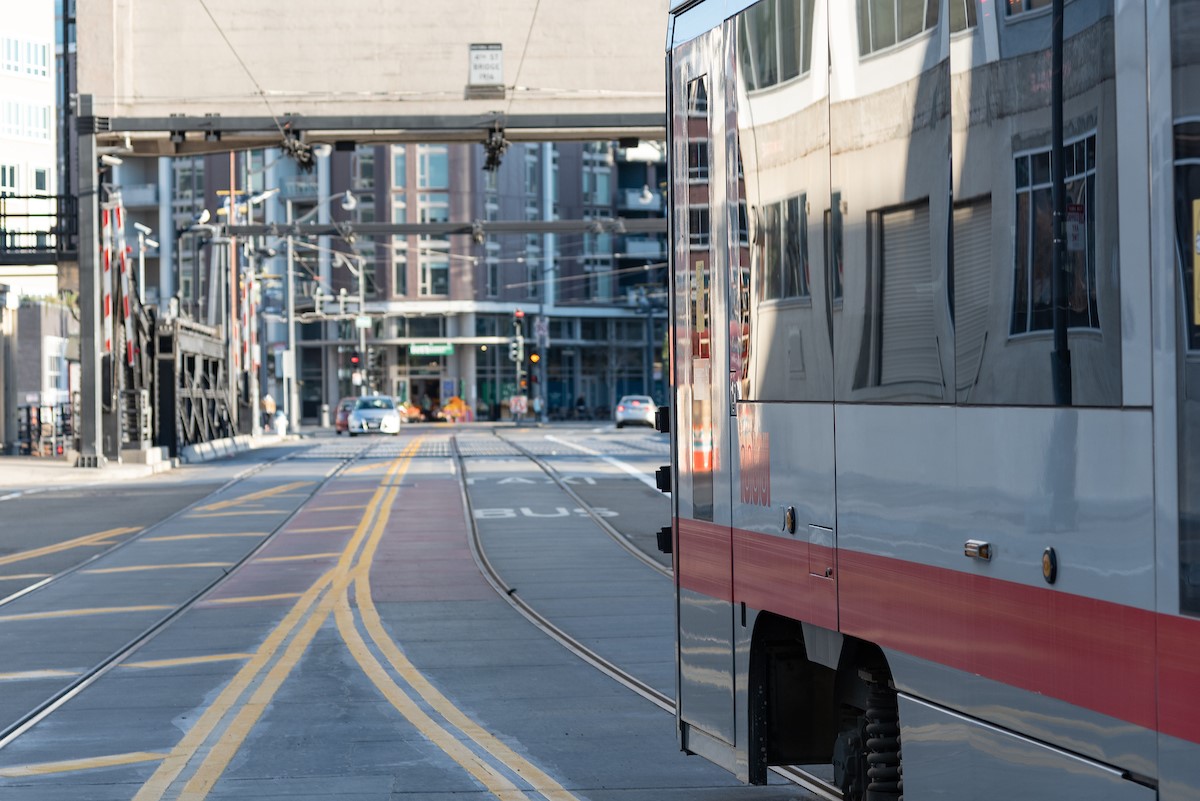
[17,403,74,457]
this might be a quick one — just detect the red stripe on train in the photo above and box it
[675,520,1200,744]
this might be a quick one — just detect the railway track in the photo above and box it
[454,430,843,801]
[0,440,383,751]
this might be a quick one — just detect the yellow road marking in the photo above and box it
[122,654,253,670]
[350,504,581,800]
[173,447,421,800]
[0,605,172,623]
[195,481,313,512]
[285,525,355,534]
[334,595,531,801]
[0,668,82,681]
[322,488,378,495]
[0,751,167,777]
[198,593,304,606]
[143,533,267,542]
[188,510,284,518]
[0,572,51,581]
[305,505,368,512]
[82,562,233,575]
[133,444,418,801]
[255,552,342,564]
[0,527,140,567]
[132,571,337,801]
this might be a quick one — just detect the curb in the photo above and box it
[179,434,300,465]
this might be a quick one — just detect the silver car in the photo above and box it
[347,395,401,436]
[614,395,656,428]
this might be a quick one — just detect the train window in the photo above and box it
[952,3,1121,406]
[685,76,714,520]
[734,0,831,402]
[1175,0,1200,615]
[833,3,950,402]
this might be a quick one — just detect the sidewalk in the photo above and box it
[0,432,302,494]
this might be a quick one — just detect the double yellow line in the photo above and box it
[134,438,579,801]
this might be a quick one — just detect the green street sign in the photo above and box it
[410,343,455,356]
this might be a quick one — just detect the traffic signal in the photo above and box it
[349,350,361,366]
[508,337,523,362]
[528,351,540,364]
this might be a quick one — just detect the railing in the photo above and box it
[0,194,78,263]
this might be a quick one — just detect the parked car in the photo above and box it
[614,395,656,428]
[334,397,356,435]
[347,395,402,436]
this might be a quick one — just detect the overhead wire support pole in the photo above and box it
[1050,0,1072,406]
[76,94,105,467]
[285,199,299,433]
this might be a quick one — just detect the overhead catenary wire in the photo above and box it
[195,0,287,139]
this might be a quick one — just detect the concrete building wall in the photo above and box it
[78,0,668,147]
[0,0,59,298]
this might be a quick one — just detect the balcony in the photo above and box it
[121,183,159,208]
[621,236,665,260]
[281,175,319,201]
[618,187,663,213]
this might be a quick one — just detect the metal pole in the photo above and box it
[285,199,299,432]
[1050,0,1072,406]
[137,231,146,305]
[76,94,104,467]
[358,256,367,396]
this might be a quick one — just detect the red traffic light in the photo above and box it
[514,309,525,319]
[350,351,360,364]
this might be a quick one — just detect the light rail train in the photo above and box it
[663,0,1200,798]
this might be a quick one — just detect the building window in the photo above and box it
[487,259,499,297]
[416,145,448,189]
[392,145,407,189]
[419,252,449,296]
[1011,133,1099,335]
[33,168,47,192]
[3,39,18,72]
[352,146,375,191]
[688,141,710,182]
[0,164,16,194]
[738,0,816,91]
[857,0,940,56]
[950,0,978,31]
[688,207,710,248]
[524,147,539,197]
[1005,0,1052,15]
[393,240,408,296]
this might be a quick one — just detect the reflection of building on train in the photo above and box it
[667,0,1200,798]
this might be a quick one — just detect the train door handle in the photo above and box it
[964,540,993,561]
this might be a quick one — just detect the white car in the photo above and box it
[347,396,401,436]
[614,395,656,428]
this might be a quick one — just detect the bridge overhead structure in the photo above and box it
[77,0,668,152]
[72,0,669,466]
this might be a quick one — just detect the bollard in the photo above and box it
[320,403,330,428]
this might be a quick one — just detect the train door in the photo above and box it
[671,24,737,753]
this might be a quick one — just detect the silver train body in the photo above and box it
[664,0,1200,797]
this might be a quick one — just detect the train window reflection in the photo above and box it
[949,0,977,32]
[858,0,939,57]
[1010,135,1100,336]
[739,0,816,91]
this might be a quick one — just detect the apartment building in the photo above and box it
[114,139,667,423]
